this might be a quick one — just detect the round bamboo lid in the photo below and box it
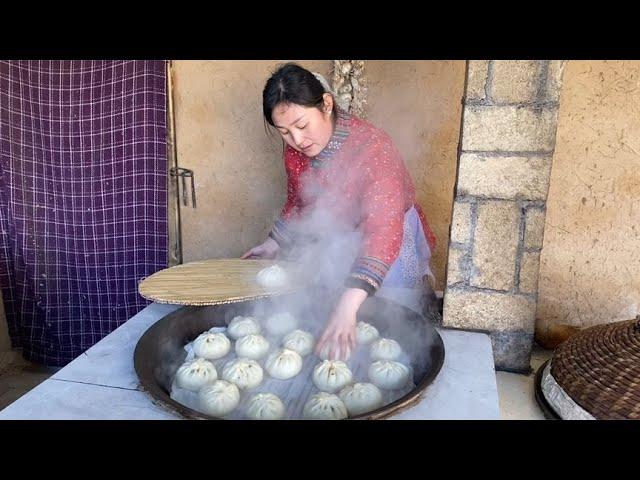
[549,316,640,420]
[138,258,306,306]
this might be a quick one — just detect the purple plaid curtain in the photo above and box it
[0,60,168,366]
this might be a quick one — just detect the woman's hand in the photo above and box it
[241,237,280,260]
[315,288,368,361]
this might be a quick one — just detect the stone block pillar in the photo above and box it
[443,60,566,372]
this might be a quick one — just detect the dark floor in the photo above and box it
[0,351,57,411]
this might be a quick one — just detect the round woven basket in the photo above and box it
[541,316,640,420]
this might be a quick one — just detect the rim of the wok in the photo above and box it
[134,299,445,420]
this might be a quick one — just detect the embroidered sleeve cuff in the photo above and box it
[268,218,294,248]
[347,256,391,295]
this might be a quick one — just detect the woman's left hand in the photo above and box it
[315,288,368,361]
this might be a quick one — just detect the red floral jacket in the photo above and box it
[269,109,436,294]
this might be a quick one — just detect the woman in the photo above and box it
[242,63,437,361]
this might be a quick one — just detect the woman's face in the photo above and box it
[271,94,334,157]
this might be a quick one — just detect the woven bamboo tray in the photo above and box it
[548,316,640,420]
[138,259,307,306]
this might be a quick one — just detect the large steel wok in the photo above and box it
[134,291,445,419]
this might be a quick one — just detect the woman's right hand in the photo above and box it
[240,237,280,260]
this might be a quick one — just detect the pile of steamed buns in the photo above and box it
[173,262,410,420]
[174,311,412,420]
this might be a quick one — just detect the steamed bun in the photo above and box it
[368,360,411,390]
[256,264,289,288]
[198,380,240,417]
[235,334,270,360]
[356,321,380,345]
[264,348,303,380]
[221,358,264,390]
[370,338,402,361]
[175,358,218,392]
[227,315,261,340]
[193,332,231,360]
[338,383,383,416]
[246,393,286,420]
[303,392,348,420]
[312,360,353,393]
[282,329,314,357]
